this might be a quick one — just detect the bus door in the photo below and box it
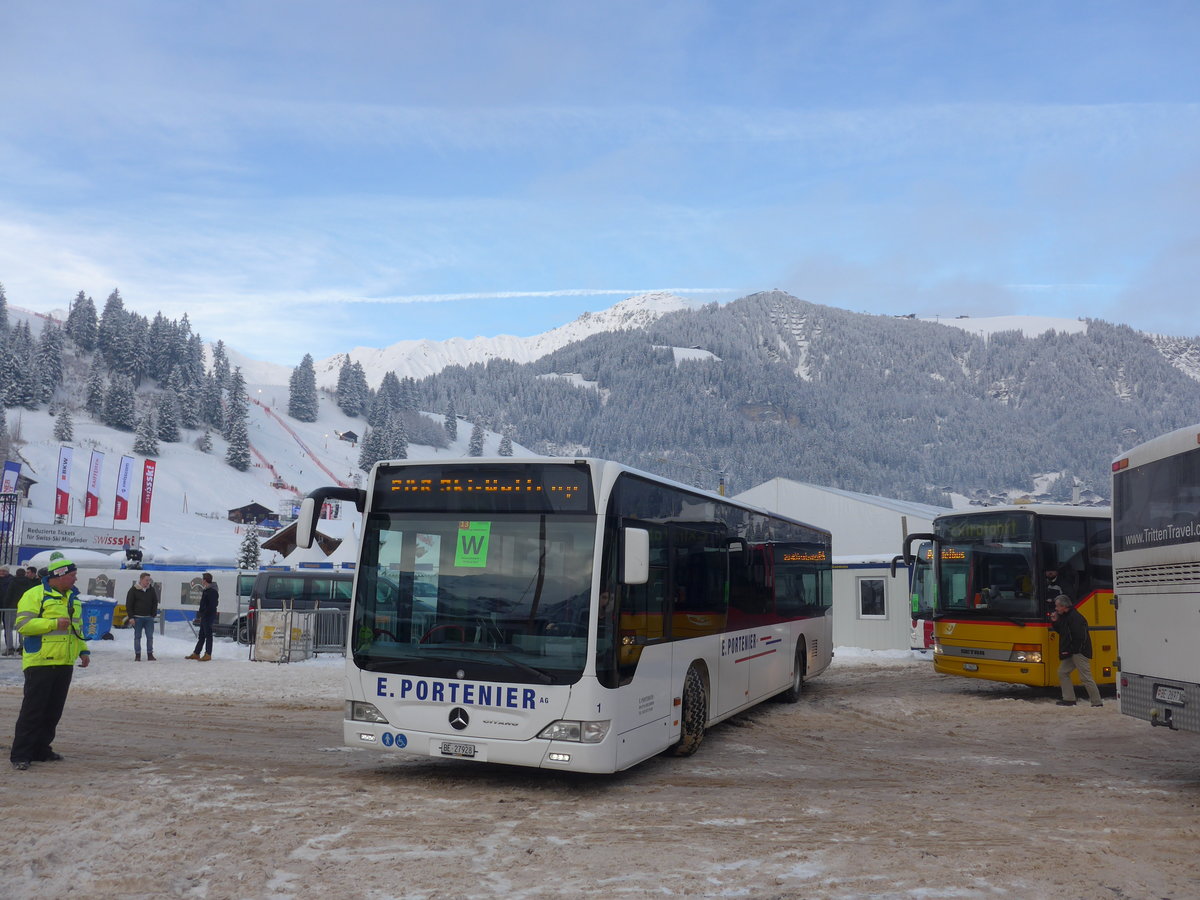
[612,521,672,765]
[670,524,732,714]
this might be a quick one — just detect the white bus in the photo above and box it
[1112,425,1200,733]
[295,458,833,773]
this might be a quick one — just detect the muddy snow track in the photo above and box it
[2,659,1198,899]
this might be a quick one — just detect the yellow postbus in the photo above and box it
[901,504,1115,689]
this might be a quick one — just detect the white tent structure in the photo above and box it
[735,479,951,651]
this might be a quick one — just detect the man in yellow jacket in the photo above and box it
[9,557,90,771]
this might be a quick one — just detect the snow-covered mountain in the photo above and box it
[312,291,692,388]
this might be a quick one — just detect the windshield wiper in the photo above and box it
[448,646,555,683]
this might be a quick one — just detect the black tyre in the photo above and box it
[672,665,707,756]
[779,643,806,703]
[234,616,254,645]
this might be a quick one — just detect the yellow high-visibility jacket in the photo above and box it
[14,581,89,669]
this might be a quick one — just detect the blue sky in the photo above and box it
[1,1,1198,365]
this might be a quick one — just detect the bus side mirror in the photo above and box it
[622,527,650,585]
[296,497,318,549]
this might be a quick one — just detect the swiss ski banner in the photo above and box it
[139,460,157,524]
[55,447,73,517]
[85,450,105,519]
[1,460,20,494]
[113,455,134,521]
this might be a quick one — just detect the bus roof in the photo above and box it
[1113,423,1200,470]
[934,503,1110,520]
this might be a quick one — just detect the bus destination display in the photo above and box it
[374,463,594,514]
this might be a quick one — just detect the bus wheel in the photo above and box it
[779,644,806,703]
[672,666,707,756]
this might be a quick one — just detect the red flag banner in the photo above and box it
[140,460,157,524]
[114,455,134,521]
[55,447,73,517]
[85,450,105,519]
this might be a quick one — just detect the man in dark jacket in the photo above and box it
[125,572,159,661]
[3,568,38,656]
[186,573,218,662]
[0,567,14,655]
[1051,595,1102,707]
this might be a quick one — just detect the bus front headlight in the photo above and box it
[1009,644,1043,664]
[346,700,390,724]
[538,720,611,744]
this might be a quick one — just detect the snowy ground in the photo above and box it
[3,637,1198,899]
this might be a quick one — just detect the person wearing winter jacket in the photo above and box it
[10,557,90,770]
[1050,595,1103,708]
[186,573,218,662]
[125,572,159,661]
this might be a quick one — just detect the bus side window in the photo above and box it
[1086,520,1113,590]
[1042,517,1088,601]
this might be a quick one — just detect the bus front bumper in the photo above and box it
[344,721,619,773]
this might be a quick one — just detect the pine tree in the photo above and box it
[390,413,408,460]
[444,397,457,441]
[103,374,137,430]
[199,373,224,432]
[358,426,386,473]
[53,406,74,442]
[399,376,418,411]
[499,424,514,457]
[36,319,66,403]
[0,282,8,340]
[133,410,159,456]
[198,429,213,453]
[0,404,8,462]
[225,367,248,440]
[147,312,173,382]
[335,357,369,417]
[211,340,231,390]
[7,322,37,409]
[65,292,99,350]
[0,346,18,405]
[155,391,181,442]
[225,412,251,471]
[468,420,485,457]
[237,525,261,570]
[97,289,127,372]
[171,368,201,430]
[378,372,402,412]
[287,353,319,422]
[85,358,106,418]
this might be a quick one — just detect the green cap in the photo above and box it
[47,557,77,575]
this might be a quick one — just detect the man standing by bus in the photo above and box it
[1050,595,1103,708]
[186,572,218,662]
[125,572,159,661]
[9,557,90,770]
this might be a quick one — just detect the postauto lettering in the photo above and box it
[377,676,538,710]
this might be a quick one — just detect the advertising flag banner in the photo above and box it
[1,460,20,494]
[55,447,73,517]
[114,455,135,521]
[140,460,157,524]
[85,450,105,518]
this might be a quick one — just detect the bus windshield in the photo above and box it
[934,512,1039,618]
[352,512,598,685]
[911,542,935,619]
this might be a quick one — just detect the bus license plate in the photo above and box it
[963,663,979,671]
[1154,685,1186,706]
[439,741,477,758]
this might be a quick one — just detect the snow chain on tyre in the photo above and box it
[672,665,707,756]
